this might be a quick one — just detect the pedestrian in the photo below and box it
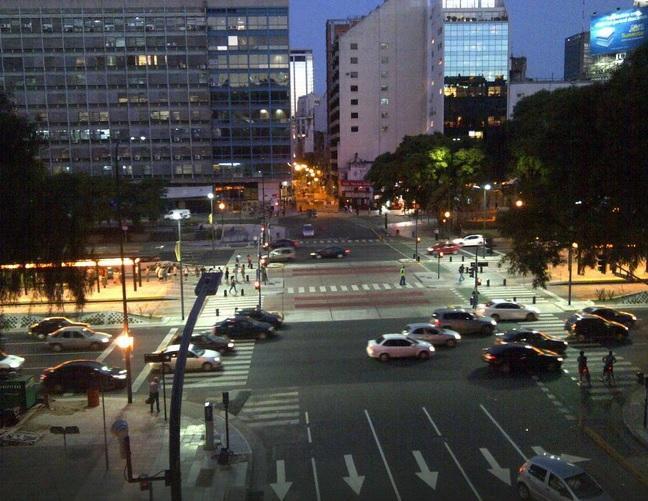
[601,350,616,385]
[577,350,591,387]
[229,276,238,295]
[458,264,465,283]
[470,290,479,309]
[225,266,229,281]
[399,265,406,286]
[148,377,160,414]
[247,254,253,269]
[235,254,241,265]
[261,266,268,284]
[434,228,440,241]
[184,266,189,279]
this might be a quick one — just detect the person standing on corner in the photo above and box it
[399,265,406,286]
[148,377,160,414]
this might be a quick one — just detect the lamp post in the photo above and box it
[207,192,214,251]
[568,242,578,306]
[258,170,266,245]
[172,214,185,320]
[116,332,133,405]
[218,201,225,241]
[414,207,419,260]
[444,211,451,239]
[482,183,491,231]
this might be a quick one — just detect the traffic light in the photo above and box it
[468,265,475,278]
[596,255,607,274]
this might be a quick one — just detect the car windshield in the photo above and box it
[303,225,313,230]
[564,473,603,497]
[485,301,495,307]
[81,328,93,335]
[192,347,205,357]
[375,336,385,343]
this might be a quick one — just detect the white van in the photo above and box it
[163,209,191,220]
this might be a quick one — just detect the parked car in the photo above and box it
[427,242,461,255]
[302,224,315,237]
[581,306,636,328]
[495,329,568,353]
[402,323,461,347]
[157,344,222,372]
[517,454,612,500]
[475,299,540,322]
[47,326,112,352]
[0,350,25,373]
[260,247,296,265]
[310,246,351,259]
[366,334,435,361]
[41,360,127,393]
[482,343,563,373]
[235,308,283,328]
[212,317,275,340]
[163,209,191,220]
[564,314,629,343]
[28,317,89,340]
[169,332,235,353]
[264,239,298,250]
[452,234,484,247]
[432,308,497,335]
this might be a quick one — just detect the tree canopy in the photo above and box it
[498,43,648,286]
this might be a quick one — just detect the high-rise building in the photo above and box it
[0,0,290,206]
[289,49,313,118]
[564,32,591,81]
[294,93,320,157]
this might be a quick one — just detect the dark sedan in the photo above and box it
[170,332,235,353]
[495,329,567,353]
[212,317,275,340]
[482,343,563,373]
[310,246,350,259]
[41,360,127,393]
[564,314,629,342]
[28,317,89,340]
[235,308,283,328]
[582,306,636,328]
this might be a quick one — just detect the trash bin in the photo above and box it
[87,387,100,408]
[0,375,38,411]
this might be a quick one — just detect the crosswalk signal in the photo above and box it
[596,255,607,274]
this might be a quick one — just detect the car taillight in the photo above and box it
[433,319,440,327]
[518,464,527,473]
[345,249,351,254]
[483,353,495,361]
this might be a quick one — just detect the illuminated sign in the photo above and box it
[590,7,648,55]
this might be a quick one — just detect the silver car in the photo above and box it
[159,344,222,372]
[366,334,435,361]
[47,326,112,352]
[517,454,611,501]
[402,323,461,347]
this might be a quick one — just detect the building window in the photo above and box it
[350,43,358,50]
[381,98,389,106]
[381,57,389,64]
[350,85,358,92]
[351,126,359,132]
[380,85,388,91]
[381,112,389,119]
[351,112,358,119]
[350,72,358,78]
[380,42,389,49]
[380,71,389,78]
[350,57,358,64]
[351,99,359,105]
[381,126,389,132]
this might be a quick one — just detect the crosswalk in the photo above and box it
[517,313,571,340]
[480,285,550,304]
[286,282,425,294]
[298,238,390,245]
[196,291,261,328]
[237,389,301,428]
[160,340,256,390]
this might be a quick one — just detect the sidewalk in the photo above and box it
[623,385,648,450]
[1,395,252,501]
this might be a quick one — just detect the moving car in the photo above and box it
[235,308,283,328]
[163,209,191,220]
[564,314,629,343]
[496,329,567,353]
[581,306,636,328]
[41,360,127,393]
[432,308,497,335]
[402,323,461,347]
[310,246,351,259]
[366,334,435,361]
[452,234,484,247]
[260,247,296,265]
[212,317,275,340]
[302,224,315,237]
[517,454,612,500]
[0,351,25,373]
[427,242,461,255]
[482,343,563,373]
[264,239,298,250]
[28,317,89,340]
[475,299,540,322]
[169,332,235,353]
[47,326,112,352]
[158,344,222,372]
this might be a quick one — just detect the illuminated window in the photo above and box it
[381,98,389,106]
[228,35,238,46]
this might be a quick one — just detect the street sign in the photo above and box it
[174,241,181,261]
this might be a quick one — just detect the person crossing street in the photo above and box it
[577,351,591,387]
[601,350,616,385]
[399,265,406,286]
[228,276,238,295]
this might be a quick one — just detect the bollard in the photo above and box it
[462,256,465,262]
[246,275,250,283]
[204,402,214,450]
[413,253,416,259]
[241,289,245,296]
[224,290,228,297]
[215,308,219,317]
[486,279,490,287]
[513,296,516,302]
[416,255,420,262]
[449,256,453,262]
[532,296,536,304]
[234,307,238,313]
[503,278,507,286]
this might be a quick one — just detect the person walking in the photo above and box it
[228,276,238,295]
[235,254,241,266]
[577,350,591,387]
[399,265,406,286]
[470,290,479,309]
[458,265,465,283]
[148,377,160,414]
[247,254,253,269]
[601,350,616,385]
[225,266,229,281]
[434,228,440,241]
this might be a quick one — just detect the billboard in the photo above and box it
[590,7,648,55]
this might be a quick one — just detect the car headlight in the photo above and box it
[114,374,127,379]
[557,358,563,362]
[227,342,234,348]
[454,334,462,340]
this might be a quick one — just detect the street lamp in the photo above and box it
[568,242,578,305]
[116,332,133,404]
[414,206,419,260]
[218,201,225,241]
[171,213,185,320]
[443,211,451,239]
[207,192,214,251]
[258,170,266,245]
[515,199,524,208]
[483,184,492,231]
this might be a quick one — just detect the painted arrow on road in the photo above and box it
[532,446,590,463]
[412,450,439,490]
[342,454,365,495]
[479,448,511,485]
[270,460,292,500]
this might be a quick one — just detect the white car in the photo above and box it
[402,323,461,348]
[0,350,25,372]
[163,209,191,220]
[366,333,435,361]
[302,224,315,237]
[475,299,540,322]
[260,247,296,265]
[159,344,222,372]
[452,234,484,247]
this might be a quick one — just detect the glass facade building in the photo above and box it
[0,1,290,195]
[442,0,509,138]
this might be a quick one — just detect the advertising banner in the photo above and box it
[590,7,648,56]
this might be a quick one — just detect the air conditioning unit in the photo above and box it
[174,155,182,160]
[194,154,201,160]
[154,154,161,160]
[134,155,141,161]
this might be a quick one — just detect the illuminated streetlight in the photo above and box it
[218,201,226,236]
[207,192,214,251]
[515,199,524,208]
[171,213,185,320]
[116,332,133,403]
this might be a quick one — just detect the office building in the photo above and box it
[294,92,321,157]
[0,0,290,207]
[564,32,591,81]
[289,49,313,118]
[508,80,591,119]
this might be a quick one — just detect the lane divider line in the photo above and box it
[132,327,178,392]
[364,409,401,501]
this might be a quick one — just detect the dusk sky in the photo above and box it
[291,0,635,93]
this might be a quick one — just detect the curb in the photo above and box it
[621,387,648,450]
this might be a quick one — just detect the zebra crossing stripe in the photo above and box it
[341,285,348,291]
[362,284,370,290]
[288,287,295,294]
[330,285,338,292]
[298,286,305,293]
[383,283,392,289]
[319,286,327,292]
[414,282,424,288]
[372,284,381,290]
[351,285,359,291]
[309,286,316,293]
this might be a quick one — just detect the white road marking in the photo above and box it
[287,287,295,294]
[480,404,528,461]
[330,285,338,292]
[372,284,381,290]
[383,283,392,289]
[298,287,305,293]
[311,458,322,501]
[309,286,316,293]
[351,285,359,291]
[341,285,348,291]
[319,286,327,292]
[365,410,401,501]
[132,327,178,392]
[362,284,371,290]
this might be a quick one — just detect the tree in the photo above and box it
[498,43,648,286]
